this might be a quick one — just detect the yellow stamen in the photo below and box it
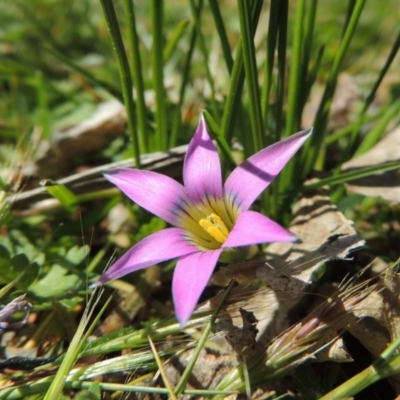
[198,213,229,243]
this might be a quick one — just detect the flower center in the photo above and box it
[198,213,229,243]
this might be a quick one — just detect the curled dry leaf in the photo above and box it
[207,285,270,359]
[212,186,364,339]
[0,295,32,334]
[342,125,400,202]
[263,186,364,294]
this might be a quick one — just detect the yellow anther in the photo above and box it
[198,213,229,243]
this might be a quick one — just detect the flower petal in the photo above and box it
[222,210,297,247]
[95,228,197,285]
[172,249,222,325]
[224,128,312,211]
[104,168,186,226]
[183,115,223,203]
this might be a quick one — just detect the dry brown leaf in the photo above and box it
[302,73,360,130]
[315,337,353,363]
[213,187,364,292]
[200,284,279,345]
[211,187,364,340]
[342,125,400,202]
[262,187,364,294]
[349,268,400,356]
[344,267,400,392]
[162,347,234,393]
[35,99,127,178]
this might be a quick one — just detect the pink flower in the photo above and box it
[94,115,311,324]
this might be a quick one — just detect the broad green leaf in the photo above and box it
[28,264,82,300]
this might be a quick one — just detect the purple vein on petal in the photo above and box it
[96,228,197,284]
[223,210,297,248]
[183,115,223,203]
[172,249,222,325]
[224,128,312,211]
[104,168,186,226]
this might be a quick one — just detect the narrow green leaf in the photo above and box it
[122,0,149,153]
[345,29,400,159]
[188,0,219,117]
[163,19,190,63]
[45,47,122,101]
[150,0,168,150]
[99,0,141,167]
[203,110,236,169]
[261,0,280,134]
[284,0,306,138]
[170,23,198,148]
[208,0,234,73]
[43,295,111,400]
[237,0,264,152]
[40,179,78,212]
[174,281,235,396]
[354,100,400,156]
[220,0,263,145]
[300,161,400,192]
[301,0,366,175]
[298,0,318,111]
[34,70,50,140]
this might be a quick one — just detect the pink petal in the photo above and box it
[183,115,223,203]
[224,129,312,211]
[223,210,297,247]
[104,168,186,226]
[172,249,222,325]
[95,228,197,284]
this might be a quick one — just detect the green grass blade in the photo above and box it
[268,0,289,218]
[284,0,306,139]
[40,180,78,212]
[261,0,280,133]
[163,19,190,63]
[188,0,219,117]
[345,29,400,158]
[99,0,141,167]
[174,280,235,396]
[45,46,122,101]
[237,0,264,152]
[203,110,236,168]
[34,70,50,140]
[300,161,400,192]
[325,106,387,146]
[364,30,400,111]
[122,0,148,153]
[301,0,366,175]
[220,0,263,145]
[170,24,198,148]
[0,380,236,399]
[150,0,168,150]
[274,0,288,141]
[208,0,234,73]
[298,0,318,111]
[320,335,400,400]
[43,292,110,400]
[354,100,400,156]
